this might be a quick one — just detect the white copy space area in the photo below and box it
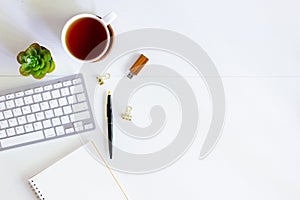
[0,0,299,199]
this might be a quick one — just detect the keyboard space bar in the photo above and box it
[0,131,44,148]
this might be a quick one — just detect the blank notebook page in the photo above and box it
[28,142,128,200]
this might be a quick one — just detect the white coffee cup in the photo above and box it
[61,12,117,62]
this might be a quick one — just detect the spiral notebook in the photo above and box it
[28,142,129,200]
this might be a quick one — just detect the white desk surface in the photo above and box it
[1,0,300,199]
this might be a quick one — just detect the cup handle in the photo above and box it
[102,11,117,26]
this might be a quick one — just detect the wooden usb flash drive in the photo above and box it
[127,54,149,79]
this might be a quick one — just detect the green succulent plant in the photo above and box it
[17,43,55,79]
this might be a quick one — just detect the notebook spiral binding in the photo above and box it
[29,180,45,200]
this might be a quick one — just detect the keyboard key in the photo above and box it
[0,96,5,101]
[45,110,54,119]
[33,94,42,103]
[6,94,15,100]
[4,110,13,119]
[63,105,72,115]
[0,120,8,129]
[25,89,34,95]
[44,84,53,91]
[0,112,3,120]
[63,80,72,87]
[44,128,56,138]
[8,118,17,127]
[17,116,27,125]
[72,78,82,85]
[22,106,31,115]
[55,126,65,135]
[13,108,22,117]
[75,126,83,132]
[24,96,33,105]
[70,111,90,122]
[76,93,86,102]
[15,92,24,97]
[6,100,15,109]
[25,124,34,132]
[60,87,70,96]
[42,119,52,128]
[31,103,41,112]
[33,122,43,130]
[49,99,58,108]
[61,116,70,124]
[26,114,36,123]
[34,87,43,93]
[6,128,15,136]
[0,102,5,110]
[65,127,74,134]
[0,131,44,148]
[40,102,50,110]
[53,82,62,89]
[58,97,68,107]
[0,130,6,138]
[84,123,94,130]
[72,102,88,113]
[74,121,83,131]
[42,91,51,101]
[70,84,83,94]
[54,108,63,117]
[36,112,45,121]
[16,126,25,134]
[51,89,60,98]
[15,98,24,107]
[67,95,77,104]
[52,117,61,126]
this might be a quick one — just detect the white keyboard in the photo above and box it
[0,74,95,151]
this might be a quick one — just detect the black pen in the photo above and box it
[106,90,113,159]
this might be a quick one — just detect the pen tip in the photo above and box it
[108,90,111,95]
